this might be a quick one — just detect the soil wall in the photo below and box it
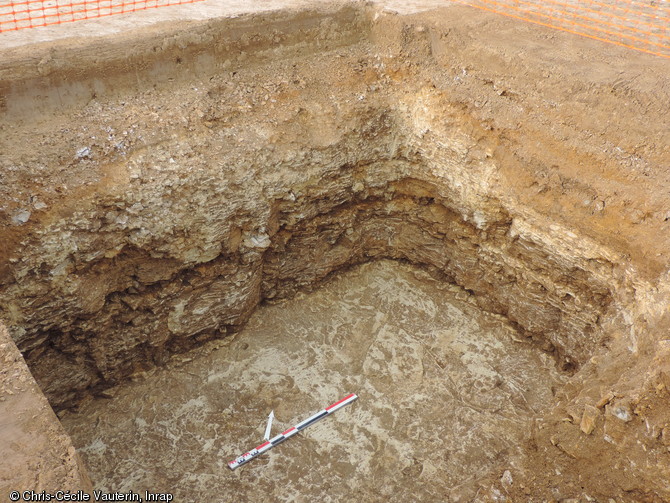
[1,3,670,500]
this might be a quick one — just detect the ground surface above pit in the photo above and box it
[61,261,565,503]
[0,1,454,49]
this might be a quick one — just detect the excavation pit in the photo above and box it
[61,260,566,502]
[1,2,670,501]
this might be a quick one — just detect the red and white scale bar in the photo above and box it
[228,393,358,470]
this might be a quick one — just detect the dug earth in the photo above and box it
[0,2,669,501]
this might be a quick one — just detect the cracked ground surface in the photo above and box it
[61,260,565,502]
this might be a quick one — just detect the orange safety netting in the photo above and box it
[0,0,204,32]
[454,0,670,59]
[1,0,669,61]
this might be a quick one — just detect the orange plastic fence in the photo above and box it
[453,0,670,59]
[0,0,204,32]
[1,0,669,61]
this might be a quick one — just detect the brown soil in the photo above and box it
[1,1,669,501]
[0,323,93,496]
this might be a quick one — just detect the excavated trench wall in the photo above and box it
[1,5,620,409]
[2,3,670,499]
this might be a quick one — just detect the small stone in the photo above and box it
[76,146,92,159]
[611,403,633,422]
[580,404,599,435]
[244,233,271,249]
[596,391,614,408]
[11,209,31,225]
[657,371,670,391]
[501,470,513,488]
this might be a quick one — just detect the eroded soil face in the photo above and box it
[0,7,621,410]
[61,261,565,502]
[1,2,670,500]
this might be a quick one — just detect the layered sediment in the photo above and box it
[1,3,670,500]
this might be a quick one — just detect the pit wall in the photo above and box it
[1,3,670,500]
[1,4,626,408]
[0,321,93,496]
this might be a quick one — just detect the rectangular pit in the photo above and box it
[61,260,567,502]
[1,2,670,501]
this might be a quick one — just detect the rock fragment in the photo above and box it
[501,470,513,489]
[580,404,600,435]
[11,208,31,225]
[610,403,633,423]
[76,146,92,159]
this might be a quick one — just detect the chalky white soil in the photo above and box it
[62,261,565,502]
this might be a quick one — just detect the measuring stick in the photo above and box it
[228,393,358,470]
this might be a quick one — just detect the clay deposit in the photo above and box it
[1,1,670,501]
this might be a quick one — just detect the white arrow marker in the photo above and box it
[264,410,274,441]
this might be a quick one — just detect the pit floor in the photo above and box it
[61,260,566,502]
